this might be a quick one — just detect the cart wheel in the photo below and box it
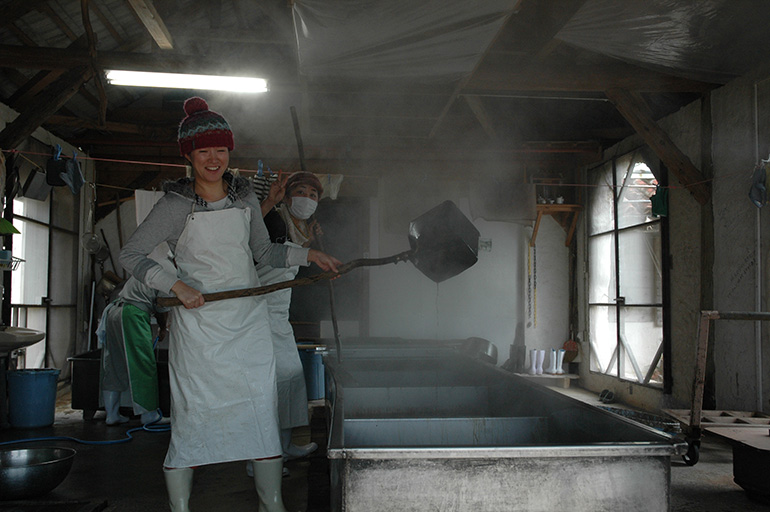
[683,440,700,466]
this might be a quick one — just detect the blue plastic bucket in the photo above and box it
[299,349,324,400]
[7,368,61,428]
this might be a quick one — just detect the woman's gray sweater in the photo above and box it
[119,172,309,294]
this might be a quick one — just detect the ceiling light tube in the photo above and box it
[105,70,268,93]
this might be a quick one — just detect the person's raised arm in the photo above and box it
[260,177,285,217]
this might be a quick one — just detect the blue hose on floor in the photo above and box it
[0,410,170,447]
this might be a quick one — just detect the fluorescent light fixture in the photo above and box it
[105,70,268,93]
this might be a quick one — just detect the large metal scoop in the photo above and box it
[156,200,479,308]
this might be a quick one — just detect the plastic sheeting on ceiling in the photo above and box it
[556,0,770,85]
[292,0,518,82]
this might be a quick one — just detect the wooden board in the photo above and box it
[704,426,770,451]
[664,409,770,428]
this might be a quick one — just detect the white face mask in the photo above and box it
[288,196,318,220]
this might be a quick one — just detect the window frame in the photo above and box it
[586,149,672,392]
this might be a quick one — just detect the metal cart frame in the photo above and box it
[667,310,769,465]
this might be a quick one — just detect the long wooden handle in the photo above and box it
[156,250,413,308]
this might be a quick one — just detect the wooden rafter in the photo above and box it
[127,0,174,49]
[0,44,284,76]
[0,66,94,151]
[6,24,37,47]
[469,58,717,94]
[429,0,585,139]
[37,3,78,42]
[163,25,291,45]
[45,115,144,135]
[9,70,65,109]
[605,87,710,205]
[81,0,108,127]
[90,1,126,45]
[464,95,497,141]
[428,13,515,139]
[9,36,88,111]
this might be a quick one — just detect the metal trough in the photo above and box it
[324,338,686,512]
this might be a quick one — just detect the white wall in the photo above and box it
[367,181,556,366]
[710,68,770,411]
[523,216,571,361]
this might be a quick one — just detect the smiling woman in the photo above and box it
[186,147,230,201]
[119,96,341,512]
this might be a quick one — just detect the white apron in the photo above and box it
[164,205,281,468]
[257,241,309,429]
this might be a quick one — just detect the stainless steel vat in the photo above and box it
[324,338,686,512]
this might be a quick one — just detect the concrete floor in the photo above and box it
[0,389,329,511]
[0,385,767,511]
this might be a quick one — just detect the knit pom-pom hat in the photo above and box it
[177,97,234,156]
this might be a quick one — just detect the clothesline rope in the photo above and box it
[0,147,749,191]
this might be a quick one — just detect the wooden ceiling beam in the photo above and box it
[37,3,79,42]
[605,87,710,205]
[464,96,497,141]
[164,25,291,45]
[9,36,89,111]
[469,59,717,93]
[428,10,517,139]
[46,114,147,135]
[126,0,174,49]
[6,24,38,47]
[429,0,585,138]
[0,44,283,76]
[90,1,126,45]
[9,69,65,109]
[252,0,295,39]
[493,0,586,59]
[0,66,94,151]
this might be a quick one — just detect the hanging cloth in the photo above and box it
[60,151,84,194]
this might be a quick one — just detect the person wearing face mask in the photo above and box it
[120,97,341,512]
[251,172,325,478]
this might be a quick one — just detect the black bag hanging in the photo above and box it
[45,144,67,186]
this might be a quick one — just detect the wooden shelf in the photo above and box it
[530,204,582,247]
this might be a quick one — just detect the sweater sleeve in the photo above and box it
[119,194,186,294]
[243,192,310,268]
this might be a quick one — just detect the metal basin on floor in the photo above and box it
[0,447,76,500]
[324,338,686,512]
